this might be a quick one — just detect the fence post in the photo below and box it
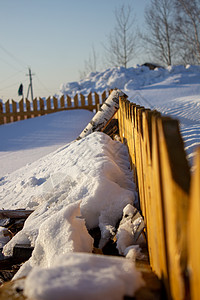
[5,100,11,124]
[60,95,65,108]
[46,97,52,112]
[80,94,85,108]
[87,92,92,111]
[39,98,45,115]
[67,95,71,108]
[0,102,4,124]
[94,92,99,111]
[74,94,79,108]
[52,97,58,111]
[158,118,190,300]
[18,99,24,120]
[12,100,17,122]
[188,147,200,300]
[151,115,169,292]
[26,99,31,119]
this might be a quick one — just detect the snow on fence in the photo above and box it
[116,97,200,300]
[0,91,108,125]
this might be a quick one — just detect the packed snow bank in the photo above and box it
[2,131,142,299]
[24,252,144,300]
[2,132,135,258]
[60,65,200,166]
[0,109,94,177]
[60,65,200,96]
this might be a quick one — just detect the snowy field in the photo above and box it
[0,65,200,299]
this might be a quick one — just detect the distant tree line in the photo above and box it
[80,0,200,78]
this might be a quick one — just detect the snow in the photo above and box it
[0,109,94,176]
[116,204,144,256]
[0,64,200,299]
[24,253,144,300]
[60,64,200,166]
[2,131,135,259]
[78,89,125,139]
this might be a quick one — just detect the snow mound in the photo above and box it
[2,132,135,257]
[24,252,144,300]
[59,65,200,96]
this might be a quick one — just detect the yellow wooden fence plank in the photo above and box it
[151,115,169,294]
[188,147,200,300]
[74,94,78,108]
[26,99,31,119]
[12,100,17,122]
[0,102,3,124]
[158,118,190,300]
[95,92,99,107]
[101,90,107,103]
[80,93,85,107]
[60,95,65,108]
[39,98,45,115]
[88,92,93,111]
[32,98,38,118]
[52,97,58,111]
[67,95,71,107]
[5,100,11,123]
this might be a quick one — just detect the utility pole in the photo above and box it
[26,68,34,101]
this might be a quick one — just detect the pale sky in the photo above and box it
[0,0,148,100]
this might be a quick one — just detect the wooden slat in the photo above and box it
[74,94,78,108]
[18,99,24,121]
[188,147,200,300]
[80,93,85,107]
[60,95,65,108]
[101,90,107,103]
[67,95,71,107]
[26,99,31,119]
[5,100,11,123]
[94,92,99,111]
[0,210,33,219]
[0,102,3,124]
[46,97,51,111]
[158,118,190,300]
[32,98,38,118]
[39,98,45,115]
[151,116,169,293]
[12,100,17,122]
[88,92,93,111]
[53,97,58,110]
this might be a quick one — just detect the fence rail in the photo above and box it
[117,96,200,300]
[0,91,108,125]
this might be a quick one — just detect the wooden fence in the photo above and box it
[116,96,200,300]
[0,91,108,125]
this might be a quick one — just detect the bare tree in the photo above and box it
[174,0,200,64]
[79,46,98,79]
[143,0,177,66]
[104,4,137,68]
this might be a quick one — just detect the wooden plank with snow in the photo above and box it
[78,89,127,139]
[0,210,33,219]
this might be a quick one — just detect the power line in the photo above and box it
[0,43,27,69]
[35,74,54,95]
[0,69,25,85]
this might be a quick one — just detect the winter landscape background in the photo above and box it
[0,64,200,299]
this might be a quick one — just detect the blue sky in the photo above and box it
[0,0,148,100]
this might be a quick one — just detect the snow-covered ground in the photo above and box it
[0,65,200,299]
[61,65,200,165]
[0,109,93,176]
